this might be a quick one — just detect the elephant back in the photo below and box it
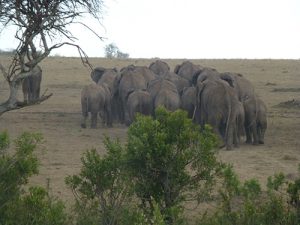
[149,59,170,77]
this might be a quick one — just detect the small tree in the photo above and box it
[104,43,129,59]
[125,107,220,223]
[0,0,105,115]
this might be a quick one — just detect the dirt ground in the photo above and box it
[0,56,300,209]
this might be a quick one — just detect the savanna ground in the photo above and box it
[0,56,300,213]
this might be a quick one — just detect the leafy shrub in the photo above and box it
[65,137,133,225]
[198,165,300,225]
[0,131,68,225]
[125,107,220,224]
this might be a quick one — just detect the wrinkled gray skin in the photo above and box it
[81,83,112,129]
[174,60,203,83]
[147,78,180,112]
[97,69,120,123]
[244,96,267,145]
[91,67,118,83]
[220,72,255,102]
[196,79,241,150]
[125,89,153,126]
[180,86,196,119]
[120,65,157,83]
[149,59,170,76]
[164,72,190,94]
[117,65,157,124]
[22,65,42,103]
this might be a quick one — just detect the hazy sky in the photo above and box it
[1,0,300,59]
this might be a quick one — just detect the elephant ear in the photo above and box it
[220,73,235,88]
[91,67,106,83]
[191,69,203,86]
[174,64,181,74]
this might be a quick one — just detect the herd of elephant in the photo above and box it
[80,60,267,150]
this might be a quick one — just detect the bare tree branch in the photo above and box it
[0,0,105,115]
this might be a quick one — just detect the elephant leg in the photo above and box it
[233,125,239,148]
[258,125,266,144]
[90,112,98,129]
[106,105,113,127]
[225,124,234,150]
[251,122,259,145]
[245,125,252,144]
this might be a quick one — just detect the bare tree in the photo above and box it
[0,0,105,115]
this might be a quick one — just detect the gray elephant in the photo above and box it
[81,83,112,128]
[196,79,241,150]
[91,67,118,83]
[22,65,42,103]
[97,69,120,123]
[244,96,267,145]
[125,89,153,126]
[164,72,190,94]
[174,60,203,83]
[117,66,153,124]
[220,72,255,102]
[120,65,157,84]
[180,86,196,119]
[193,67,220,85]
[147,78,180,113]
[149,59,170,76]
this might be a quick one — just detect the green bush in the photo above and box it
[65,137,133,225]
[0,131,68,225]
[125,107,220,224]
[198,165,300,225]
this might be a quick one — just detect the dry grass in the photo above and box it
[0,56,300,210]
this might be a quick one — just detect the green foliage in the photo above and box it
[66,137,132,225]
[0,131,9,151]
[0,131,68,225]
[126,107,220,223]
[198,166,300,225]
[5,186,67,225]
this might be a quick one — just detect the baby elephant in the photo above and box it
[81,83,112,128]
[244,96,267,145]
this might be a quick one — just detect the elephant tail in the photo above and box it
[224,85,232,145]
[125,89,135,102]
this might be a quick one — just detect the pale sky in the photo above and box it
[1,0,300,59]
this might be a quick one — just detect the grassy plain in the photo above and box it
[0,56,299,210]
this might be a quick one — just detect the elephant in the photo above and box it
[125,89,153,126]
[164,72,191,94]
[180,86,196,119]
[149,59,170,76]
[244,96,267,145]
[80,83,112,128]
[22,65,42,103]
[147,78,180,113]
[120,65,157,84]
[174,60,203,83]
[97,69,120,123]
[195,79,241,150]
[220,72,255,102]
[91,67,118,83]
[116,66,153,124]
[193,67,220,85]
